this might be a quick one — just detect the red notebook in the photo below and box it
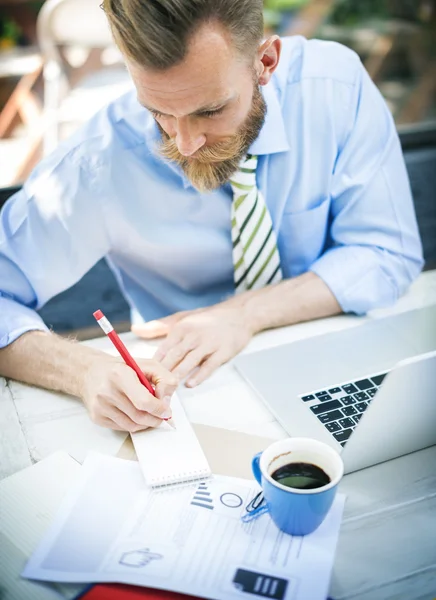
[76,584,201,600]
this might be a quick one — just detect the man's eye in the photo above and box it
[200,107,225,118]
[150,107,225,119]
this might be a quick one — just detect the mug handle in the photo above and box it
[252,452,262,485]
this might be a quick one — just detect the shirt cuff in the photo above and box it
[309,245,405,315]
[0,296,49,348]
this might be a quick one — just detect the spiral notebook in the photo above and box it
[131,394,211,487]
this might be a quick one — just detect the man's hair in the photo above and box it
[102,0,264,70]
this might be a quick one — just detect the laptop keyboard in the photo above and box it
[299,372,388,447]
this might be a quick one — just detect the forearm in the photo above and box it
[227,271,342,334]
[0,330,112,399]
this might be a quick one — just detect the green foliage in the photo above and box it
[264,0,308,9]
[0,13,22,46]
[329,0,426,25]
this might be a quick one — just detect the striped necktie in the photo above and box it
[230,154,283,293]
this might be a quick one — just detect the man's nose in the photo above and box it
[175,119,206,156]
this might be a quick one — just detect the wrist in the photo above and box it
[224,288,271,336]
[78,347,116,401]
[244,293,278,335]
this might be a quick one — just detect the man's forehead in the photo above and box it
[133,71,237,116]
[126,21,252,114]
[129,62,248,118]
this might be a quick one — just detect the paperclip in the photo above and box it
[245,491,265,513]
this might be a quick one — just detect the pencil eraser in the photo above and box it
[93,309,104,320]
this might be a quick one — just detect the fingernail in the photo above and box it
[162,409,172,419]
[186,378,196,387]
[163,395,172,407]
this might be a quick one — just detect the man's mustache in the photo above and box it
[159,135,244,165]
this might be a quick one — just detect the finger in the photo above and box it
[135,358,178,401]
[121,366,173,419]
[115,393,165,429]
[99,416,128,431]
[131,320,170,339]
[152,329,185,362]
[105,406,153,432]
[131,311,190,339]
[186,352,227,387]
[156,333,200,371]
[173,346,213,382]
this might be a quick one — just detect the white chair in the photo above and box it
[37,0,132,154]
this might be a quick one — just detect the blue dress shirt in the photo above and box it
[0,37,424,348]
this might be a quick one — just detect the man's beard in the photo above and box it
[157,86,266,192]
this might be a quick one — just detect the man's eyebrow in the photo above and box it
[140,97,234,117]
[191,101,230,115]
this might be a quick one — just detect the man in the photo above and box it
[0,0,423,433]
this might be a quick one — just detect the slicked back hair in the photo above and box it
[102,0,264,69]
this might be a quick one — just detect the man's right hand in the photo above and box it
[0,331,178,433]
[81,355,178,432]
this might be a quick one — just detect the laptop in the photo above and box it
[233,304,436,473]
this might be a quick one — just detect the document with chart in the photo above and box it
[23,453,345,600]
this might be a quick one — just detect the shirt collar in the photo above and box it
[248,79,290,156]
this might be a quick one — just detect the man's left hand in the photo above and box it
[131,306,253,387]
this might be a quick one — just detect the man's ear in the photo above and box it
[256,36,281,86]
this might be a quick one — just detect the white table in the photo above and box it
[1,270,436,600]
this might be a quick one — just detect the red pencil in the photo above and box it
[93,309,175,428]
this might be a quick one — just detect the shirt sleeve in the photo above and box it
[310,60,424,314]
[0,151,110,348]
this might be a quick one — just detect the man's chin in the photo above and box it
[180,158,240,192]
[188,176,221,193]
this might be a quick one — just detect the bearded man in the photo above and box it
[0,0,423,432]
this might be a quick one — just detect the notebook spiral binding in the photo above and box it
[151,468,211,489]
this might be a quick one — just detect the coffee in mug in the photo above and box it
[271,461,331,490]
[252,437,344,535]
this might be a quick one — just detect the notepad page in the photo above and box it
[131,393,211,487]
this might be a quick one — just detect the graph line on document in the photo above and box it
[283,535,293,568]
[183,511,222,585]
[211,517,241,591]
[270,528,285,567]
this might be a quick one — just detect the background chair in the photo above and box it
[0,45,44,186]
[37,0,132,154]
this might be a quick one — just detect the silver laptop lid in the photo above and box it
[342,350,436,473]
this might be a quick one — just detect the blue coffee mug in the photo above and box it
[252,437,343,536]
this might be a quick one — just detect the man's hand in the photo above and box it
[130,273,342,388]
[82,355,178,432]
[132,306,254,387]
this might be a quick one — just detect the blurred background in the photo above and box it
[0,0,435,187]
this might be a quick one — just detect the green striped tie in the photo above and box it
[230,154,283,293]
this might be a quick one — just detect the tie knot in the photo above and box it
[230,154,258,195]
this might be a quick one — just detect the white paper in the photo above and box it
[9,380,128,463]
[179,363,287,440]
[0,451,84,600]
[132,393,211,486]
[23,453,345,600]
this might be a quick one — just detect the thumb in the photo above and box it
[131,311,190,339]
[135,358,178,410]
